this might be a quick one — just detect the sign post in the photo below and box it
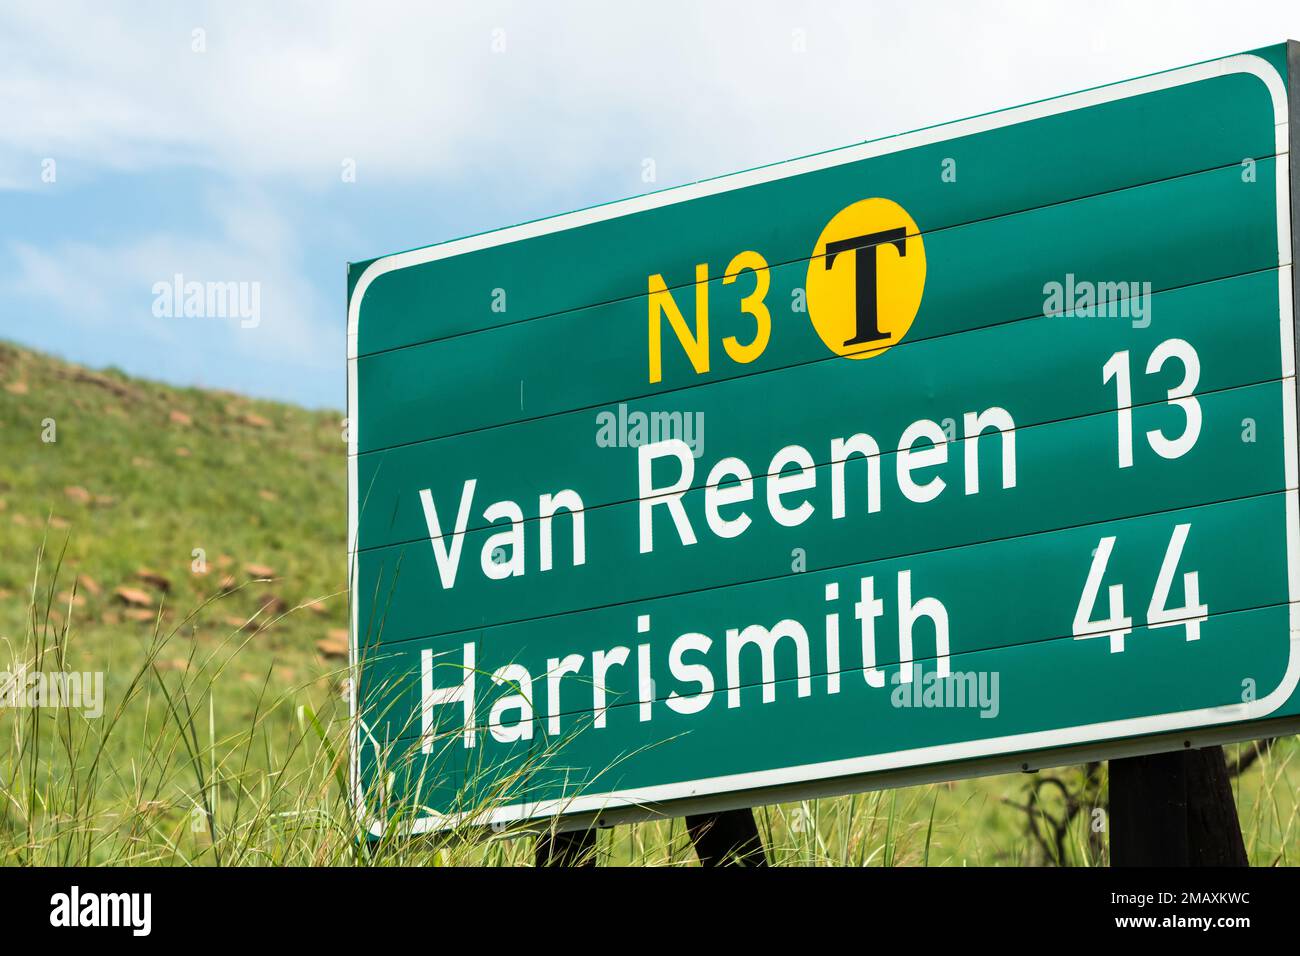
[1110,746,1248,866]
[347,43,1300,861]
[686,810,767,867]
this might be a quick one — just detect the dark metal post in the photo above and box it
[535,827,598,867]
[686,809,768,867]
[1109,746,1247,866]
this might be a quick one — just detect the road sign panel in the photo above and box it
[348,44,1300,834]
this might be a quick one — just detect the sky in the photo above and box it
[2,0,1299,410]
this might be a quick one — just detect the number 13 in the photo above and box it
[1102,338,1202,468]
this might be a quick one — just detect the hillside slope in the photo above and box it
[0,340,348,711]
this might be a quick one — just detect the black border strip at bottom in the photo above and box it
[0,864,1292,940]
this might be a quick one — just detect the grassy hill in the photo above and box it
[0,339,348,644]
[0,340,1295,866]
[0,340,352,864]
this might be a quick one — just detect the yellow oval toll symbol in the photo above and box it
[805,198,925,359]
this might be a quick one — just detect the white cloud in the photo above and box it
[5,190,332,368]
[2,1,1296,191]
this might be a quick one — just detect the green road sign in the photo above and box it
[347,43,1300,835]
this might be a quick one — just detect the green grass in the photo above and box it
[0,339,1295,866]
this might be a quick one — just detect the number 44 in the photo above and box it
[1073,524,1208,653]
